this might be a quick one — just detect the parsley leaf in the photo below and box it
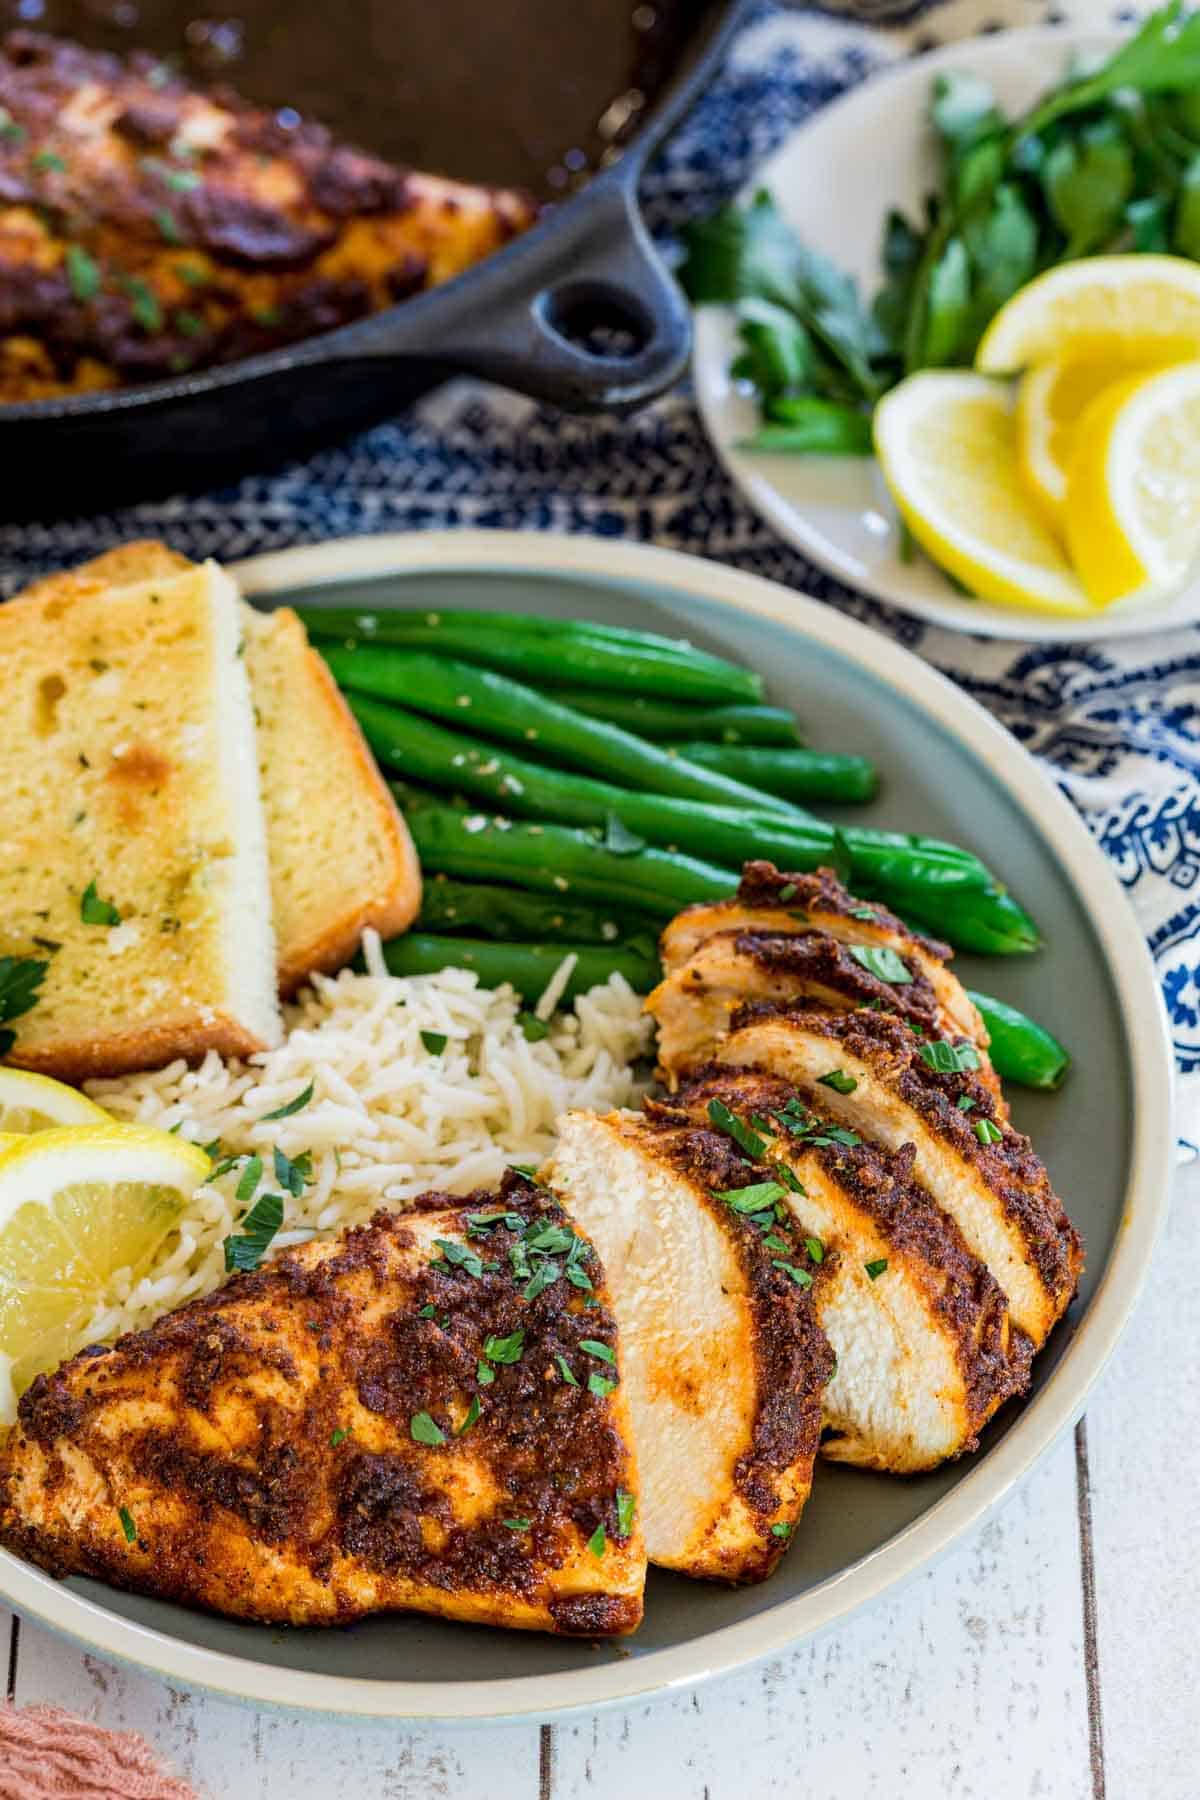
[817,1068,858,1095]
[272,1145,311,1196]
[587,1521,607,1558]
[517,1011,550,1041]
[503,1516,531,1531]
[234,1154,263,1204]
[421,1030,448,1055]
[588,1371,616,1398]
[579,1339,616,1364]
[770,1521,792,1539]
[80,880,121,926]
[773,1259,813,1288]
[706,1097,766,1159]
[616,1489,636,1537]
[555,1354,579,1386]
[65,244,101,303]
[864,1258,889,1280]
[259,1080,314,1121]
[956,1094,977,1112]
[483,1328,525,1365]
[458,1395,482,1436]
[975,1117,1004,1145]
[715,1180,789,1214]
[431,1239,489,1279]
[850,944,912,984]
[118,1506,137,1544]
[223,1191,284,1272]
[330,1428,350,1448]
[918,1038,982,1075]
[410,1411,446,1446]
[0,955,49,1055]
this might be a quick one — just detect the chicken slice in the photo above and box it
[545,1110,834,1582]
[647,925,955,1086]
[712,1006,1083,1346]
[660,864,989,1055]
[0,1177,645,1636]
[665,1073,1029,1472]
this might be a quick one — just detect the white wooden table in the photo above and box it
[5,1163,1192,1799]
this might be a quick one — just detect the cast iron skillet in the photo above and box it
[0,0,741,512]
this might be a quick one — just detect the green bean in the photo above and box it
[379,935,661,1001]
[546,693,802,745]
[665,741,879,804]
[323,648,788,814]
[900,886,1042,955]
[403,803,734,917]
[299,606,761,703]
[969,990,1070,1089]
[357,699,990,899]
[418,878,658,946]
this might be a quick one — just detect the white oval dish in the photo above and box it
[0,530,1173,1719]
[691,27,1200,641]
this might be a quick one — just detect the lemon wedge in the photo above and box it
[873,371,1094,617]
[1016,354,1179,528]
[977,256,1200,375]
[0,1067,112,1134]
[0,1123,208,1412]
[1065,360,1200,606]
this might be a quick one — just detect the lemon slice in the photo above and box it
[0,1123,208,1412]
[1015,354,1179,528]
[1065,360,1200,606]
[873,371,1094,617]
[0,1067,112,1134]
[977,256,1200,375]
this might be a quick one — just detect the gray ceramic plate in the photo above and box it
[0,533,1173,1720]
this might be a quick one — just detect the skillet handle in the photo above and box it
[392,182,691,413]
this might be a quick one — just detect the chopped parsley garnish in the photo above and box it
[850,944,913,985]
[431,1238,489,1279]
[776,882,797,903]
[616,1489,636,1537]
[33,150,66,173]
[503,1517,531,1531]
[770,1521,792,1539]
[918,1039,981,1075]
[509,1164,539,1180]
[418,1304,439,1319]
[805,1236,825,1264]
[587,1522,607,1558]
[579,1339,615,1364]
[330,1428,349,1448]
[517,1011,550,1042]
[163,165,201,191]
[223,1191,284,1272]
[772,1097,860,1148]
[817,1068,858,1095]
[522,1260,560,1302]
[420,1030,448,1055]
[204,1155,241,1184]
[601,811,646,856]
[773,1259,813,1287]
[706,1097,766,1159]
[466,1210,525,1234]
[259,1080,314,1120]
[175,308,204,337]
[864,1258,889,1280]
[483,1327,525,1365]
[975,1117,1004,1145]
[80,880,121,926]
[851,907,878,921]
[154,207,184,243]
[715,1180,788,1214]
[177,261,208,286]
[523,1222,576,1255]
[272,1145,311,1197]
[477,1361,496,1386]
[555,1354,579,1386]
[118,1506,137,1544]
[65,244,101,302]
[588,1372,616,1398]
[563,1235,595,1292]
[234,1153,263,1204]
[0,955,49,1056]
[410,1411,446,1447]
[774,1162,806,1196]
[0,109,26,143]
[458,1395,482,1436]
[124,276,163,332]
[956,1094,977,1112]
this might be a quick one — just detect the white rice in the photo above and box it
[82,935,653,1344]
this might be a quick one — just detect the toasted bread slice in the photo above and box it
[240,603,420,993]
[665,1073,1031,1471]
[547,1109,834,1581]
[0,561,280,1077]
[13,542,421,995]
[0,1179,645,1634]
[712,1006,1083,1344]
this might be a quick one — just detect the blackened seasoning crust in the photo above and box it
[0,1175,644,1635]
[0,30,536,400]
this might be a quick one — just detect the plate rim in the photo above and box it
[690,23,1200,644]
[0,528,1174,1721]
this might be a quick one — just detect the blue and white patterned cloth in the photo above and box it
[3,0,1197,1146]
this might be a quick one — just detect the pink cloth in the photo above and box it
[0,1704,198,1799]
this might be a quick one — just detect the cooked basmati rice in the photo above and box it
[82,936,653,1344]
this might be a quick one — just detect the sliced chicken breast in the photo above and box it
[660,863,988,1052]
[546,1110,834,1582]
[647,925,952,1086]
[0,1176,645,1636]
[666,1073,1029,1473]
[714,1006,1083,1345]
